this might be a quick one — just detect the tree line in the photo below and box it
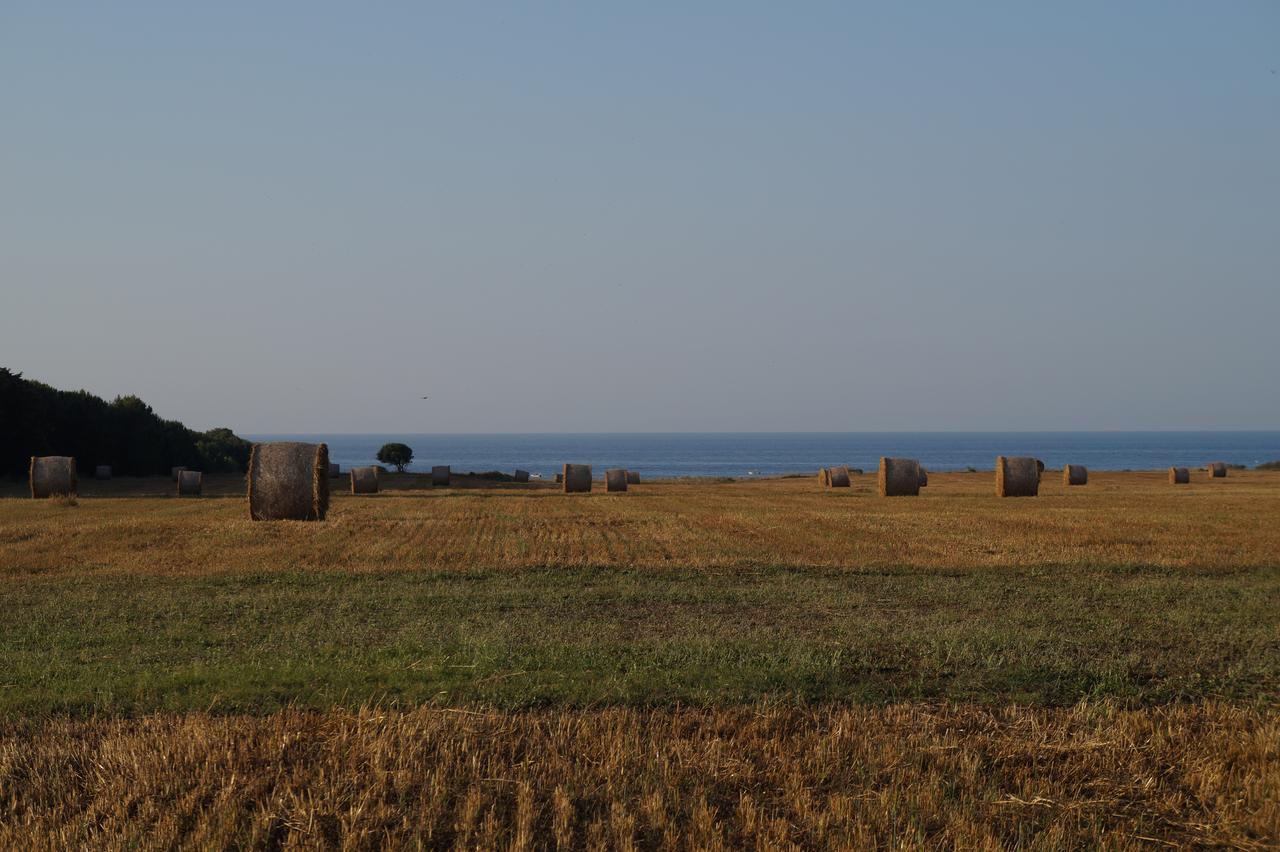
[0,368,251,478]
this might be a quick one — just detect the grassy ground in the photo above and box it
[1,471,1277,846]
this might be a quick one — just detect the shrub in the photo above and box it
[1257,461,1280,471]
[376,443,414,473]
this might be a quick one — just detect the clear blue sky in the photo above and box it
[3,2,1277,432]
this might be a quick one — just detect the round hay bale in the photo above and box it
[1169,466,1190,485]
[329,463,341,478]
[247,442,330,521]
[829,466,851,488]
[818,468,831,487]
[514,469,530,483]
[605,468,628,492]
[29,456,77,499]
[171,466,186,482]
[555,472,564,484]
[563,464,592,493]
[95,465,112,480]
[176,470,203,497]
[625,471,640,484]
[918,467,928,487]
[1035,459,1045,481]
[1208,461,1227,478]
[878,457,921,497]
[432,465,451,487]
[351,466,379,495]
[996,456,1040,497]
[1063,464,1088,486]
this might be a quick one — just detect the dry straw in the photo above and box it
[171,466,186,482]
[554,473,563,484]
[878,457,921,497]
[1035,459,1045,481]
[828,466,851,488]
[1064,464,1088,486]
[1169,467,1190,485]
[247,442,330,521]
[95,465,112,480]
[818,468,831,487]
[996,456,1040,497]
[514,470,530,483]
[350,466,379,495]
[176,470,203,497]
[432,466,451,487]
[29,456,77,499]
[563,464,592,493]
[1208,461,1227,478]
[918,467,929,487]
[626,471,640,484]
[605,468,628,492]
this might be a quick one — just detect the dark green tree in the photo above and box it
[376,442,414,473]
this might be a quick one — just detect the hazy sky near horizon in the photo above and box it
[3,2,1278,433]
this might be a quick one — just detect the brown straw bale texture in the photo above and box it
[350,466,379,495]
[247,442,329,522]
[175,470,203,497]
[95,465,112,480]
[605,469,628,492]
[996,456,1040,497]
[818,468,831,488]
[918,467,929,487]
[514,470,530,483]
[626,471,640,484]
[829,466,851,488]
[1064,464,1088,486]
[171,466,186,482]
[878,458,921,497]
[29,456,77,499]
[1170,467,1190,485]
[1208,461,1227,478]
[563,464,592,493]
[554,473,563,484]
[432,466,451,487]
[328,463,341,478]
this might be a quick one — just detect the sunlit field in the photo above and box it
[2,471,1277,847]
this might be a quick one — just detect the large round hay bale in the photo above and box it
[918,467,928,487]
[878,457,921,497]
[176,470,203,497]
[1169,466,1190,485]
[605,468,628,492]
[829,466,851,488]
[351,466,379,495]
[514,469,530,483]
[1208,461,1227,478]
[247,442,330,521]
[996,456,1040,497]
[1063,464,1088,486]
[29,456,77,499]
[329,463,341,478]
[95,465,112,480]
[563,464,592,493]
[818,468,831,487]
[432,465,451,487]
[171,466,186,482]
[626,471,640,484]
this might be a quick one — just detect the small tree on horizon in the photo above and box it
[376,442,414,473]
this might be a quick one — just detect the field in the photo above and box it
[1,471,1278,847]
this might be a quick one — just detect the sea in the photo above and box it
[244,433,1280,479]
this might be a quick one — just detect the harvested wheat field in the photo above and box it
[1,470,1278,847]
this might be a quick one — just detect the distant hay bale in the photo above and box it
[432,466,451,487]
[878,457,921,497]
[996,456,1040,497]
[329,463,341,478]
[555,473,564,484]
[918,467,928,487]
[247,442,330,521]
[29,456,77,499]
[829,466,851,488]
[176,470,203,497]
[818,468,831,487]
[171,466,186,482]
[605,469,628,492]
[514,469,530,483]
[626,471,640,484]
[1169,466,1190,485]
[350,466,380,495]
[95,465,112,480]
[1063,464,1088,486]
[1208,461,1227,478]
[563,464,592,493]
